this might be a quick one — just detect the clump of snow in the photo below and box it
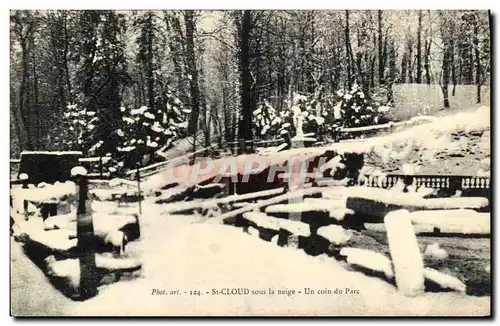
[317,225,351,245]
[246,226,260,238]
[104,230,126,254]
[44,211,76,230]
[71,166,87,177]
[424,243,448,260]
[401,163,421,175]
[93,213,138,237]
[321,155,345,174]
[45,256,80,292]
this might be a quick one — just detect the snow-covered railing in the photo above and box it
[338,116,437,137]
[11,155,112,180]
[79,156,112,163]
[226,138,287,154]
[124,144,219,178]
[340,122,395,133]
[361,174,491,190]
[9,155,111,165]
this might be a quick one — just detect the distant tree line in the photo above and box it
[10,10,490,158]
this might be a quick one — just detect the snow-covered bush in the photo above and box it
[252,100,281,139]
[253,93,331,140]
[113,99,189,170]
[62,103,100,151]
[335,84,392,128]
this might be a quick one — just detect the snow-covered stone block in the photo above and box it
[44,211,76,230]
[95,253,141,272]
[340,247,394,279]
[265,203,351,222]
[278,219,311,237]
[409,210,490,235]
[25,228,78,251]
[423,197,489,210]
[384,210,425,297]
[423,267,466,293]
[242,212,280,230]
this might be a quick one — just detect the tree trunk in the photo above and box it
[345,10,352,87]
[407,43,414,83]
[387,40,396,103]
[451,38,457,96]
[146,13,155,111]
[416,11,422,83]
[184,11,200,138]
[474,19,481,103]
[424,40,431,84]
[63,11,72,99]
[378,10,384,85]
[19,40,33,150]
[237,10,253,141]
[441,40,452,109]
[401,52,408,83]
[32,42,40,148]
[425,10,432,85]
[467,46,474,85]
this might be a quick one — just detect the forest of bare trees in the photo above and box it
[10,10,491,164]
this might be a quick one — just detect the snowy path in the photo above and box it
[10,238,69,316]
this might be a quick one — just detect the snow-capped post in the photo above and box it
[19,173,29,219]
[136,165,142,215]
[71,166,98,300]
[384,209,425,297]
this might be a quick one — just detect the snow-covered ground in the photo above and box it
[10,106,491,316]
[340,105,490,175]
[13,197,486,316]
[11,196,490,316]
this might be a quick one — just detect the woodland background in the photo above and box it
[9,10,490,167]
